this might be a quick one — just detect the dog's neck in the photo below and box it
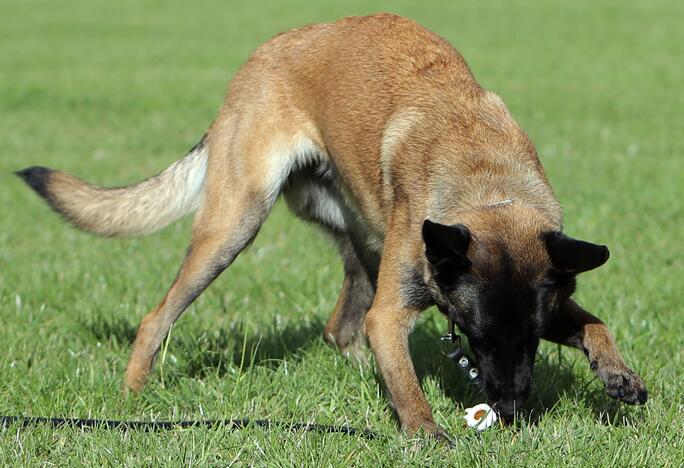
[449,197,518,218]
[441,191,562,231]
[426,156,564,229]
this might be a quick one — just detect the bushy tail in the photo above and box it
[16,138,208,237]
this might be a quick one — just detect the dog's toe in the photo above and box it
[602,367,648,405]
[432,428,457,447]
[404,419,456,447]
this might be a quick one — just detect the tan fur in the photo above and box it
[542,299,647,405]
[19,14,642,437]
[43,143,208,236]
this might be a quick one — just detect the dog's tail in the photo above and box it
[15,137,209,237]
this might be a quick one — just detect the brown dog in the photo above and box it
[17,14,646,438]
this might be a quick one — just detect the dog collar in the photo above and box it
[441,318,481,385]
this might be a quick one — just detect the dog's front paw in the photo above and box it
[404,418,455,445]
[431,428,457,446]
[596,363,648,405]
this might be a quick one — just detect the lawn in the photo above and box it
[1,0,682,465]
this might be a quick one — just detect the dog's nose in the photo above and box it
[496,401,519,423]
[493,387,530,422]
[497,409,515,424]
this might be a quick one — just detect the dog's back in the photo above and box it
[18,13,559,240]
[231,13,561,232]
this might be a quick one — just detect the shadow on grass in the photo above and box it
[408,324,645,428]
[82,311,325,375]
[172,319,325,379]
[82,309,644,427]
[82,314,138,347]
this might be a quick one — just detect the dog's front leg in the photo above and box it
[544,298,647,405]
[363,242,451,441]
[366,302,451,439]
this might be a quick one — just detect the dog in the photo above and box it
[16,13,647,438]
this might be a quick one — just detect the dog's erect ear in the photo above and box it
[544,232,610,274]
[422,220,471,286]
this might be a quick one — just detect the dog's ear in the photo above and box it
[422,220,471,286]
[544,231,610,274]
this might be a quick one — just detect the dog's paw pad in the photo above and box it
[602,367,648,405]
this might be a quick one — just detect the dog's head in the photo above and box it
[422,212,609,420]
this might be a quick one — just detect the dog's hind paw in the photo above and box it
[599,365,648,405]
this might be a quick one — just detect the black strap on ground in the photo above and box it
[0,415,378,439]
[1,321,478,440]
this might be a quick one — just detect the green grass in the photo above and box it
[1,0,683,465]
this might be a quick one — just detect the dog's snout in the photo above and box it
[496,396,525,422]
[485,383,531,422]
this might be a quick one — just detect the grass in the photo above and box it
[1,0,682,465]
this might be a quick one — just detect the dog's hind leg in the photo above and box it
[124,116,316,392]
[543,298,648,405]
[281,166,377,361]
[323,235,375,360]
